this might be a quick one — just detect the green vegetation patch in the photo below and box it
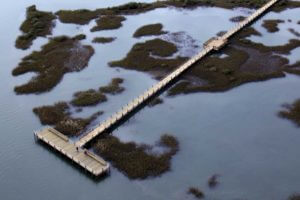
[91,15,126,32]
[109,38,186,73]
[92,37,116,43]
[262,19,284,33]
[55,9,100,25]
[12,36,94,94]
[279,99,300,127]
[99,78,125,94]
[168,43,289,95]
[93,134,179,179]
[16,5,56,50]
[53,0,300,26]
[187,187,204,199]
[33,102,102,136]
[133,23,167,38]
[71,89,107,107]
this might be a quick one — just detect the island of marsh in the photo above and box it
[133,23,167,38]
[13,36,94,94]
[93,134,179,179]
[16,5,56,50]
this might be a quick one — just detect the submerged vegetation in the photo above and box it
[93,134,179,179]
[188,187,204,199]
[148,97,163,107]
[279,99,300,127]
[16,5,56,50]
[12,36,94,94]
[99,78,125,94]
[33,102,102,136]
[91,15,126,32]
[230,16,246,22]
[208,174,220,188]
[92,37,116,43]
[262,19,284,33]
[133,23,167,38]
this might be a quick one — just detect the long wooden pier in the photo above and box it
[35,0,280,176]
[75,0,280,148]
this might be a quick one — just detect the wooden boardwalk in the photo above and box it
[75,0,280,148]
[35,0,280,176]
[35,127,109,176]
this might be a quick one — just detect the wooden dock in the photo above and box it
[34,127,109,176]
[75,0,280,148]
[35,0,280,177]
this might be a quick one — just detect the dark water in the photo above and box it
[0,1,300,200]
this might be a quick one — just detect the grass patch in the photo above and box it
[188,187,204,199]
[92,37,116,43]
[55,9,100,25]
[73,34,86,40]
[90,15,126,32]
[16,5,56,50]
[262,19,284,33]
[71,89,107,107]
[54,0,300,26]
[278,99,300,127]
[133,23,167,38]
[109,38,186,73]
[12,36,94,94]
[99,78,125,94]
[93,134,179,179]
[33,102,102,136]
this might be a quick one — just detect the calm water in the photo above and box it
[0,1,300,200]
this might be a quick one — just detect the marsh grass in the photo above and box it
[133,23,167,38]
[16,5,56,50]
[54,0,300,26]
[33,102,103,136]
[99,78,125,94]
[109,38,187,72]
[93,134,179,179]
[278,99,300,127]
[56,9,100,25]
[91,15,126,32]
[92,37,116,43]
[188,187,204,199]
[71,89,107,107]
[12,36,94,94]
[262,19,284,33]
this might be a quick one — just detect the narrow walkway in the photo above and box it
[75,0,280,148]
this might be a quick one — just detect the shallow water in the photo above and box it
[0,1,300,200]
[248,8,300,46]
